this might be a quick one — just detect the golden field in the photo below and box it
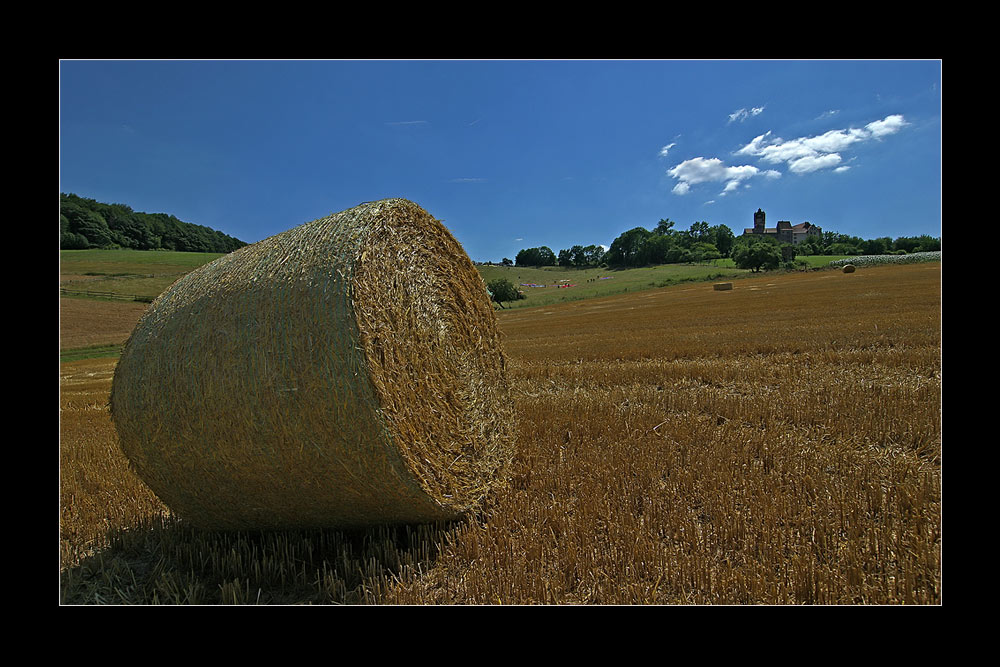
[59,262,941,604]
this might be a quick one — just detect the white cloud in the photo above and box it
[658,142,677,157]
[735,132,773,157]
[865,114,908,138]
[735,114,908,175]
[788,153,842,174]
[754,140,815,165]
[728,105,766,124]
[740,129,866,165]
[667,157,771,196]
[665,114,904,195]
[802,127,869,153]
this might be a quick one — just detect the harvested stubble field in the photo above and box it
[59,298,149,350]
[59,261,941,604]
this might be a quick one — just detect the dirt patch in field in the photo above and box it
[60,298,148,349]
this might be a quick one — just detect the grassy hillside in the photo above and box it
[478,262,749,309]
[60,249,854,307]
[59,248,857,360]
[60,248,227,274]
[60,249,227,302]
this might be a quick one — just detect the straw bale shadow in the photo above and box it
[60,515,461,605]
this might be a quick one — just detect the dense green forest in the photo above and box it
[59,193,248,253]
[511,218,941,269]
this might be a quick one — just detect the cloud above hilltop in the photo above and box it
[667,157,780,196]
[734,114,908,174]
[667,113,908,194]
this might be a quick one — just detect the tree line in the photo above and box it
[510,217,941,270]
[59,193,248,253]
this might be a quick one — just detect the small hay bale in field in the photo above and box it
[110,199,515,531]
[842,264,856,273]
[713,282,734,291]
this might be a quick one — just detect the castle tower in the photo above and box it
[754,208,765,234]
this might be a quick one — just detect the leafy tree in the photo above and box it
[654,218,676,235]
[582,244,606,266]
[558,248,574,267]
[113,217,159,250]
[894,234,940,253]
[860,237,889,255]
[486,278,524,308]
[73,211,114,248]
[917,235,941,252]
[605,227,652,267]
[690,241,722,262]
[732,239,782,272]
[59,193,247,252]
[501,257,513,266]
[688,221,710,242]
[826,242,859,256]
[779,243,797,263]
[557,244,606,267]
[711,224,735,257]
[515,246,557,267]
[665,246,691,263]
[800,235,824,256]
[640,234,674,265]
[60,230,89,249]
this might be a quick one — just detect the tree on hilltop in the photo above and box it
[515,246,556,267]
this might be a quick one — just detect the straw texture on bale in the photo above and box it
[713,282,734,291]
[110,199,515,531]
[842,264,856,273]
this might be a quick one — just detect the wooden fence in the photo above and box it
[60,288,154,303]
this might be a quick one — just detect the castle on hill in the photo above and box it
[742,208,822,245]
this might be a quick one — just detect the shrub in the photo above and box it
[733,240,782,272]
[487,278,525,307]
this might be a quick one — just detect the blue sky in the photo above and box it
[59,60,941,262]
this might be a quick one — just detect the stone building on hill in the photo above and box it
[743,208,822,245]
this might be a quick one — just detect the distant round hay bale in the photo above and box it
[842,264,856,273]
[713,282,734,291]
[110,199,515,531]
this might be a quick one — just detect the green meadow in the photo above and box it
[478,262,744,309]
[60,249,228,300]
[60,249,853,310]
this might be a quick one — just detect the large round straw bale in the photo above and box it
[842,264,856,273]
[110,199,515,531]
